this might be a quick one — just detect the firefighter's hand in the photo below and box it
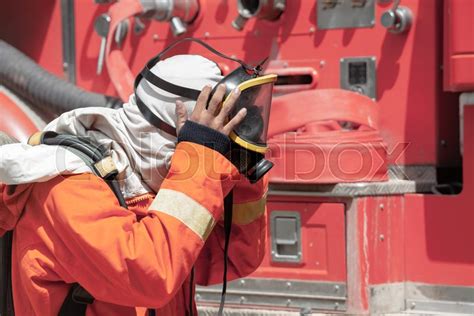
[175,84,247,136]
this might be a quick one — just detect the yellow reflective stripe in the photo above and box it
[232,196,267,225]
[149,188,216,240]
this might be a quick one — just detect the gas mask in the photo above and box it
[134,37,277,183]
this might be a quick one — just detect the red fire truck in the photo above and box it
[0,0,473,315]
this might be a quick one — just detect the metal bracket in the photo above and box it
[317,0,375,30]
[197,278,347,312]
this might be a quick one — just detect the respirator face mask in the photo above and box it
[134,37,277,183]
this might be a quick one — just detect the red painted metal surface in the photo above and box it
[404,104,474,286]
[350,106,474,288]
[0,92,38,141]
[444,0,474,91]
[264,106,474,308]
[267,89,387,183]
[357,196,406,286]
[0,0,459,166]
[251,201,346,282]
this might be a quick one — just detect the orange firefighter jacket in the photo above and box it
[0,141,267,315]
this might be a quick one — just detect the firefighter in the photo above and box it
[0,54,267,315]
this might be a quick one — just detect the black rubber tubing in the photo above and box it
[0,40,122,115]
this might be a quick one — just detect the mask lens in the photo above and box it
[229,82,274,145]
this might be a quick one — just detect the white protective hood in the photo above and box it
[0,55,223,198]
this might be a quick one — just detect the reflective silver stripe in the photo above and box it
[149,188,216,240]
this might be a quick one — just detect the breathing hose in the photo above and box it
[0,40,122,115]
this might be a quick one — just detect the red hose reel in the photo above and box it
[267,89,387,184]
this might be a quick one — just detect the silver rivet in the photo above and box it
[334,285,340,292]
[286,299,291,306]
[411,302,416,309]
[335,302,340,309]
[379,234,385,241]
[240,296,245,304]
[379,203,384,211]
[320,60,326,68]
[204,32,210,38]
[152,34,159,41]
[286,282,292,288]
[240,279,245,286]
[309,26,316,33]
[195,294,201,300]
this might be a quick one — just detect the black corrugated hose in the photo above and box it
[0,40,122,115]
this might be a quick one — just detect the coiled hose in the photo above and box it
[0,40,122,115]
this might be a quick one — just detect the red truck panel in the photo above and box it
[404,104,474,286]
[444,0,474,91]
[252,201,346,283]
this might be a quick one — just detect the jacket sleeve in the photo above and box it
[194,176,268,286]
[33,140,239,308]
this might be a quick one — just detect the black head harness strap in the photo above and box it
[134,74,179,137]
[134,37,266,137]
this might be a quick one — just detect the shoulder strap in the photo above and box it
[58,283,93,316]
[28,132,127,208]
[29,132,128,316]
